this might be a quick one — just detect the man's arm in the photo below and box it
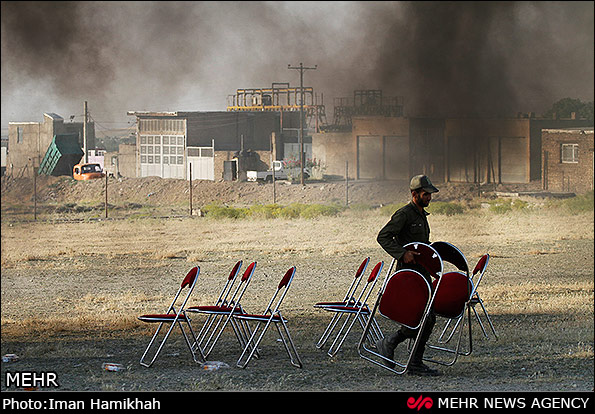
[377,211,407,260]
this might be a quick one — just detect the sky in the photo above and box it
[1,1,593,135]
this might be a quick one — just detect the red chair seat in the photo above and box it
[186,305,238,313]
[432,272,471,318]
[322,304,369,314]
[234,313,286,323]
[138,313,189,323]
[314,300,362,308]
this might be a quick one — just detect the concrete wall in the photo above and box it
[445,118,531,184]
[312,131,354,179]
[313,117,444,182]
[542,129,594,193]
[353,116,410,180]
[7,114,94,178]
[117,143,137,178]
[213,149,270,181]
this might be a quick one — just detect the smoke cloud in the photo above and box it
[1,1,593,128]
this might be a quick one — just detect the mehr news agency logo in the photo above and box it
[406,394,591,410]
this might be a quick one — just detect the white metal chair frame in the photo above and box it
[314,257,370,350]
[358,268,434,374]
[186,262,257,359]
[234,267,302,369]
[138,266,205,368]
[440,254,497,343]
[359,243,444,374]
[469,254,497,338]
[189,261,243,354]
[316,261,385,357]
[422,270,475,366]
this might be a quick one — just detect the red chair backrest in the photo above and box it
[405,243,442,278]
[242,262,257,281]
[473,255,489,276]
[379,270,431,329]
[181,267,199,288]
[229,261,242,280]
[279,267,296,289]
[432,272,472,318]
[356,257,370,279]
[367,261,383,283]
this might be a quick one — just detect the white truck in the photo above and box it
[247,160,310,182]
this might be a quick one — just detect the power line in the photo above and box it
[288,62,317,186]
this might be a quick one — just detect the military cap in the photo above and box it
[410,175,439,193]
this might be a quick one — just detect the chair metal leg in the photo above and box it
[476,297,497,338]
[327,312,358,357]
[236,320,270,369]
[276,320,303,368]
[316,312,345,349]
[140,317,204,368]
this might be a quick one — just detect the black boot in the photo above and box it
[408,347,441,377]
[375,331,406,369]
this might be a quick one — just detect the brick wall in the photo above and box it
[542,129,594,193]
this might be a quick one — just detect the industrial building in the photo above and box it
[127,82,324,181]
[6,112,95,178]
[313,110,593,187]
[4,85,592,194]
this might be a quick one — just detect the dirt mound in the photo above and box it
[1,175,542,209]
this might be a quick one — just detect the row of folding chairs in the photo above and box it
[314,242,495,374]
[137,243,494,374]
[138,261,302,369]
[356,242,496,374]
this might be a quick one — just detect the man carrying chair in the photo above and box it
[375,175,441,376]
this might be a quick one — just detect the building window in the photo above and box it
[17,127,23,143]
[561,143,579,163]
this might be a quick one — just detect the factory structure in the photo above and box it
[4,83,594,194]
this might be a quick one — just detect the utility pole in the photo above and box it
[288,62,317,186]
[83,101,88,163]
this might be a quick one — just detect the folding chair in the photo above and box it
[189,260,243,355]
[430,241,471,345]
[467,254,497,338]
[186,261,257,358]
[358,268,433,374]
[359,243,443,374]
[423,270,474,366]
[438,253,496,343]
[138,266,205,368]
[315,261,384,357]
[234,266,302,369]
[314,258,372,347]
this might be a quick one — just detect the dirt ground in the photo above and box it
[0,176,593,394]
[0,174,543,217]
